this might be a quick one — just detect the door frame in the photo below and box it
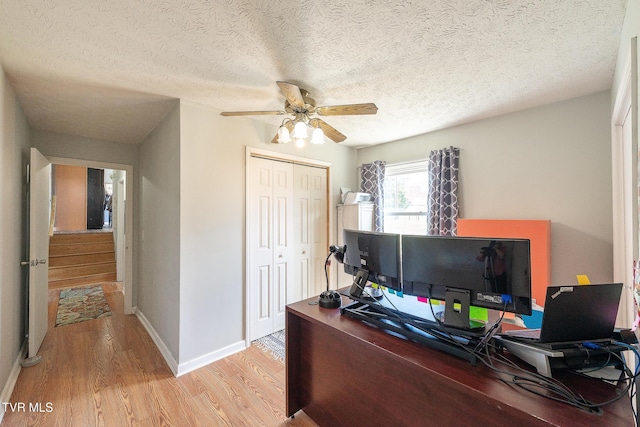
[245,147,332,346]
[611,37,638,329]
[47,156,135,315]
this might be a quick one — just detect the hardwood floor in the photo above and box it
[2,285,317,426]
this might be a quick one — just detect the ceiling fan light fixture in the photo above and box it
[277,125,291,144]
[295,137,305,147]
[311,126,325,144]
[293,120,308,138]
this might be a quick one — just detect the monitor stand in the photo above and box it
[442,288,485,333]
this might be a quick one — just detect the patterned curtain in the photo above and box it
[427,147,460,236]
[361,160,386,232]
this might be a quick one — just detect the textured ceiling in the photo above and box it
[0,0,629,147]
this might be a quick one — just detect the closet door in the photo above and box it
[294,164,328,299]
[248,157,293,340]
[310,166,328,297]
[272,161,294,331]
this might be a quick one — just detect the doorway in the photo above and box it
[47,156,134,315]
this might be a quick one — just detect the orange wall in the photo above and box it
[457,219,551,307]
[54,165,87,231]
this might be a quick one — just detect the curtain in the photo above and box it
[361,160,386,232]
[427,147,460,236]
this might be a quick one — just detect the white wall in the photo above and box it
[32,130,139,166]
[176,100,357,371]
[0,64,30,419]
[358,91,613,286]
[138,104,182,362]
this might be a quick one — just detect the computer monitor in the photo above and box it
[402,235,532,331]
[342,229,401,292]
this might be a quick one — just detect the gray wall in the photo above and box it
[0,64,30,412]
[357,91,613,286]
[137,103,182,361]
[176,100,357,368]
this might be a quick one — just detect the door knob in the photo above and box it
[20,261,30,266]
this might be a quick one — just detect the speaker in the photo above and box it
[318,290,342,309]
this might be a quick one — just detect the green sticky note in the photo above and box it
[470,306,488,322]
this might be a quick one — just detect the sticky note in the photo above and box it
[417,297,428,303]
[576,275,590,285]
[470,306,489,322]
[371,283,379,289]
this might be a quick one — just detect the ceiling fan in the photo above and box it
[220,81,378,144]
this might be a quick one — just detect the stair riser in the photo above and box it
[49,262,117,280]
[49,242,115,257]
[48,273,117,290]
[49,252,115,268]
[49,232,114,245]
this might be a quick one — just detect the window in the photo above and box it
[383,161,429,235]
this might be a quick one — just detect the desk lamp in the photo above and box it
[319,245,346,308]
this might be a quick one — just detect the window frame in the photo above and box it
[383,160,429,234]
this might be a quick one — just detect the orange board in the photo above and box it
[457,219,551,307]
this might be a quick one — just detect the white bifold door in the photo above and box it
[248,156,327,340]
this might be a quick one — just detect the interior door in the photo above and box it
[28,147,51,359]
[86,168,104,229]
[293,164,328,299]
[293,166,312,300]
[248,157,294,340]
[310,166,328,297]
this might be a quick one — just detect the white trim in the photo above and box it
[248,146,332,168]
[135,308,178,376]
[244,146,333,347]
[0,341,27,423]
[385,159,429,176]
[46,156,135,315]
[176,341,247,377]
[611,37,638,329]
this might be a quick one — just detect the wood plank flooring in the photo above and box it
[2,284,317,427]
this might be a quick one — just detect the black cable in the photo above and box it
[342,277,637,419]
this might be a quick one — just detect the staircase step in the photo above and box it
[50,232,113,245]
[49,262,116,281]
[49,231,117,290]
[48,273,118,291]
[49,242,115,257]
[49,252,116,268]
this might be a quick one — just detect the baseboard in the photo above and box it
[134,309,179,376]
[0,340,27,423]
[134,308,247,378]
[177,340,247,377]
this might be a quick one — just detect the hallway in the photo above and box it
[2,285,316,426]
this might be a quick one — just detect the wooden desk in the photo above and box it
[286,295,633,427]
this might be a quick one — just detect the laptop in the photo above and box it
[503,283,623,348]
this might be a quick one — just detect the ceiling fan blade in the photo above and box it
[316,103,378,116]
[277,81,305,109]
[220,110,285,116]
[270,120,295,144]
[315,119,346,143]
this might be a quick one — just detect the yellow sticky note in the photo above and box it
[576,275,591,285]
